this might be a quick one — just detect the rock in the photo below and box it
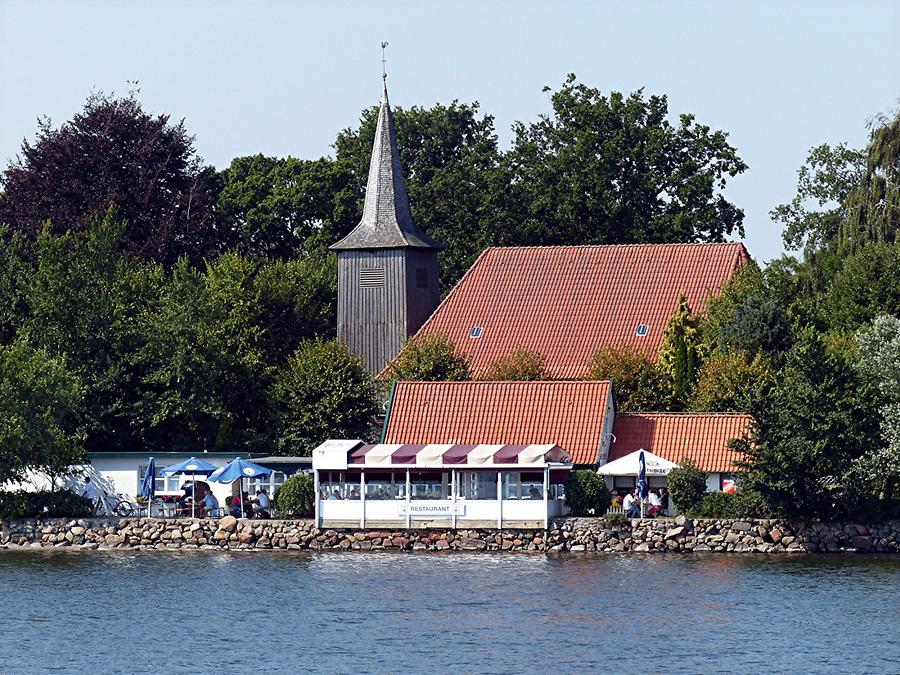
[237,532,254,544]
[724,532,740,544]
[732,521,752,531]
[850,536,871,550]
[634,543,651,552]
[665,526,685,540]
[770,528,783,544]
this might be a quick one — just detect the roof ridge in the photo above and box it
[396,380,612,386]
[481,242,748,252]
[618,411,752,418]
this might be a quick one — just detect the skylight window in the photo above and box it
[469,326,483,339]
[636,323,649,337]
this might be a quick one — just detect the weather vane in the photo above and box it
[381,41,389,81]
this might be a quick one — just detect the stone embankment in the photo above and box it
[1,516,899,553]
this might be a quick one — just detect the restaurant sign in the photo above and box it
[398,502,465,517]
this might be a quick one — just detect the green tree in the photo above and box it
[484,347,547,381]
[386,334,470,382]
[563,470,611,516]
[333,100,516,290]
[658,293,703,407]
[0,226,32,345]
[666,459,708,514]
[738,329,883,518]
[586,345,670,411]
[851,316,900,507]
[508,75,747,248]
[821,243,900,332]
[688,351,771,412]
[217,155,354,259]
[271,339,379,455]
[0,340,85,486]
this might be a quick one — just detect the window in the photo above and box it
[415,268,429,288]
[359,267,385,288]
[248,471,287,499]
[364,472,406,500]
[469,326,483,339]
[636,323,649,337]
[613,476,635,491]
[502,472,544,500]
[410,471,449,500]
[138,465,182,495]
[456,471,497,500]
[319,471,360,501]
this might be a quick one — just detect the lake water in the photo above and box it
[1,550,898,674]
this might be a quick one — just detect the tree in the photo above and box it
[217,155,353,259]
[586,346,670,411]
[688,351,771,412]
[484,347,547,381]
[271,339,379,455]
[821,243,900,332]
[508,75,747,248]
[0,340,85,486]
[738,329,883,519]
[0,226,31,345]
[666,459,708,514]
[563,470,611,516]
[333,100,516,290]
[772,143,865,254]
[385,334,470,382]
[0,92,221,265]
[658,293,703,407]
[852,316,900,507]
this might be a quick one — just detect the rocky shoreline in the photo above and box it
[2,516,899,553]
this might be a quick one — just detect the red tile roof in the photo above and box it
[610,413,752,473]
[393,243,748,379]
[383,381,613,465]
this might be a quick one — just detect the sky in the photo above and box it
[1,0,898,263]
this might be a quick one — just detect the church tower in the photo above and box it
[330,81,442,374]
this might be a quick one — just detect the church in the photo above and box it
[320,80,751,518]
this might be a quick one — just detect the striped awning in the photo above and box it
[345,443,571,468]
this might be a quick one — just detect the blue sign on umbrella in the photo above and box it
[638,450,649,500]
[159,457,219,476]
[208,458,272,483]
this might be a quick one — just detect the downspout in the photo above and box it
[379,379,398,443]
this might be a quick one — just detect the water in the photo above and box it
[1,551,898,674]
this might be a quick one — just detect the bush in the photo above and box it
[564,470,611,516]
[275,473,315,517]
[386,334,470,381]
[695,489,774,519]
[484,347,547,381]
[587,345,670,411]
[667,459,708,513]
[0,489,92,519]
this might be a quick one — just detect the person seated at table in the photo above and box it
[228,495,242,518]
[254,488,271,518]
[610,490,623,509]
[241,491,255,518]
[623,489,641,518]
[349,488,360,500]
[647,489,664,517]
[200,490,219,517]
[528,485,541,499]
[329,489,342,500]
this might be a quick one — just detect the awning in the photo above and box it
[597,449,678,477]
[331,442,572,469]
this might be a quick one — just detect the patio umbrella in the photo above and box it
[638,450,649,517]
[208,459,273,517]
[160,457,219,517]
[140,457,156,518]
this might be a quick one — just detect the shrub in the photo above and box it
[275,473,315,517]
[0,489,92,519]
[587,345,670,411]
[564,470,611,516]
[485,347,547,381]
[386,334,470,381]
[696,489,774,519]
[667,459,708,513]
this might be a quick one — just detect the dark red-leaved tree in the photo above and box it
[0,92,223,264]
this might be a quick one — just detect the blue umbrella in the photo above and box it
[209,459,273,519]
[160,457,219,518]
[638,450,649,517]
[208,458,272,483]
[140,457,156,517]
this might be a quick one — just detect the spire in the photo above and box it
[330,81,442,251]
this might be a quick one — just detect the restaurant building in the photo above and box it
[313,439,572,529]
